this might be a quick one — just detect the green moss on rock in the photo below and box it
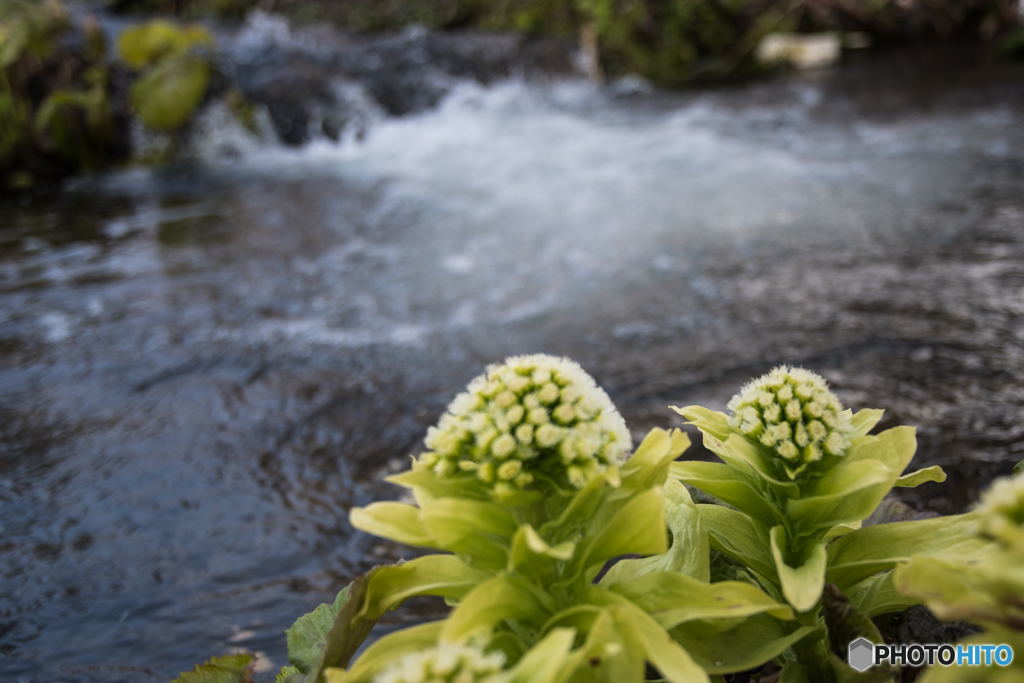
[131,53,210,132]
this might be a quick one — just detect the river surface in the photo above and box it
[1,28,1023,681]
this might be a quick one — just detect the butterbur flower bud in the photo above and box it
[975,472,1024,547]
[726,366,854,479]
[374,642,508,683]
[417,354,631,493]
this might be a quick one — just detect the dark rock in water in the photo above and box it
[226,22,576,143]
[237,57,341,145]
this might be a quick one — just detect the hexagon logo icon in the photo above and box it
[848,637,875,672]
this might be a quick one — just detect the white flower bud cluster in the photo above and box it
[374,643,507,683]
[417,354,631,494]
[726,366,853,477]
[976,472,1024,548]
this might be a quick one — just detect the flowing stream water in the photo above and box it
[1,17,1023,681]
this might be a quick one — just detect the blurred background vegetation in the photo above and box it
[3,0,1023,190]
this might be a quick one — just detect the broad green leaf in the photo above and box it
[698,504,776,581]
[324,621,444,683]
[849,409,884,437]
[710,433,800,497]
[420,497,517,567]
[349,501,434,547]
[892,556,1005,625]
[539,470,613,543]
[770,526,826,612]
[508,628,578,683]
[605,570,793,628]
[612,602,709,683]
[671,460,782,525]
[844,571,918,617]
[673,405,779,486]
[787,460,891,532]
[826,513,991,588]
[894,465,947,488]
[441,574,555,641]
[172,653,253,683]
[824,521,861,541]
[601,480,709,583]
[285,584,352,674]
[297,557,483,678]
[275,666,300,683]
[509,523,575,574]
[387,466,486,506]
[569,487,667,581]
[619,428,689,493]
[301,573,377,679]
[670,405,732,442]
[361,555,490,620]
[672,614,817,674]
[573,609,637,681]
[588,587,709,683]
[131,54,210,131]
[845,426,917,478]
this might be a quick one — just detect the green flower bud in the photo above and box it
[374,642,508,683]
[415,354,630,493]
[727,366,853,479]
[975,472,1024,547]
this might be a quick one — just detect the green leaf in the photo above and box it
[420,497,517,567]
[509,523,575,574]
[894,465,946,488]
[843,571,918,617]
[787,460,892,532]
[609,599,709,683]
[698,504,776,581]
[172,653,253,683]
[275,666,301,683]
[508,628,579,683]
[538,470,613,542]
[131,54,210,132]
[349,501,434,547]
[671,460,782,525]
[710,432,800,496]
[285,584,352,674]
[360,555,490,619]
[604,570,793,629]
[672,614,817,674]
[826,513,992,589]
[618,427,690,494]
[441,574,555,641]
[892,556,1007,625]
[849,409,884,438]
[770,526,826,612]
[587,586,709,683]
[297,555,486,680]
[324,621,444,683]
[670,405,733,442]
[601,480,709,583]
[845,426,917,477]
[1014,459,1024,476]
[569,487,667,581]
